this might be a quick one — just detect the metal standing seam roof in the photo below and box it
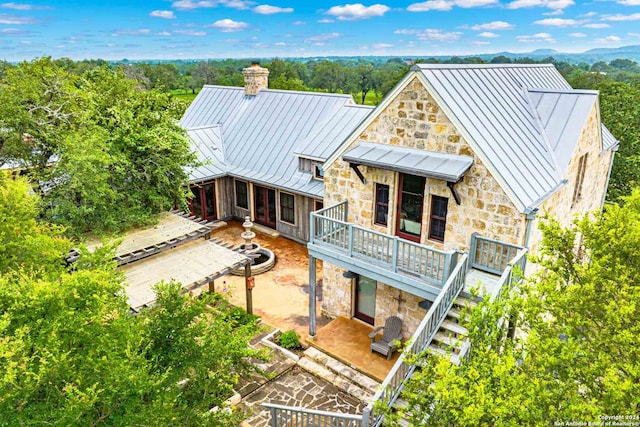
[294,104,374,160]
[411,64,618,211]
[181,86,370,198]
[343,142,473,182]
[186,125,226,182]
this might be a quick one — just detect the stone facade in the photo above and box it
[320,76,613,341]
[528,103,614,256]
[242,64,269,96]
[322,76,528,338]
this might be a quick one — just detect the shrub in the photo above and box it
[278,330,301,349]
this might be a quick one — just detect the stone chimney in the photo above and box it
[242,62,269,96]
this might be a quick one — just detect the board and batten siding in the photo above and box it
[275,191,316,243]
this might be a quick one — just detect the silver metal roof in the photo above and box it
[186,126,226,182]
[412,64,618,211]
[181,86,367,198]
[528,88,598,175]
[294,104,374,160]
[601,125,618,152]
[343,141,473,182]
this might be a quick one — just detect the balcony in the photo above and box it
[308,201,459,301]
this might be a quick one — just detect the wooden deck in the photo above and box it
[464,268,501,296]
[306,316,398,382]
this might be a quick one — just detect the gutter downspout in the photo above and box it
[523,209,538,249]
[600,149,617,214]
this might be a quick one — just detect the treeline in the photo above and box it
[1,55,638,201]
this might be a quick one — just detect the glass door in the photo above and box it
[254,185,276,228]
[395,173,426,243]
[354,276,376,325]
[189,185,203,219]
[202,183,217,221]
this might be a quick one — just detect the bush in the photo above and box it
[278,330,301,349]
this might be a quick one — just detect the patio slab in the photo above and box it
[208,222,330,339]
[307,316,398,382]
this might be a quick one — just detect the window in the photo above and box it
[298,157,313,172]
[280,192,295,224]
[396,174,426,242]
[429,195,448,242]
[374,183,389,225]
[572,154,588,205]
[313,163,324,180]
[235,180,248,209]
[314,200,324,212]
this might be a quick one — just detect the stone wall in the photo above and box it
[324,76,525,252]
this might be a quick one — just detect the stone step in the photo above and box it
[432,332,465,352]
[427,344,460,364]
[301,347,380,402]
[440,320,468,336]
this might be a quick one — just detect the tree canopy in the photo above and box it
[387,190,640,426]
[0,176,263,426]
[0,58,196,237]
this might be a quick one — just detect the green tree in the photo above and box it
[0,178,263,425]
[388,191,640,425]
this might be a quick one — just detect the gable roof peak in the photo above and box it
[411,63,556,71]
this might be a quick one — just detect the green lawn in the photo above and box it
[170,89,199,104]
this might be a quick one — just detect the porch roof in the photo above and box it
[342,142,473,182]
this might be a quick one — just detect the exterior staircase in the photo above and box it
[426,294,476,364]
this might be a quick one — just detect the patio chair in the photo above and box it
[369,316,403,360]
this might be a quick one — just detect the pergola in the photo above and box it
[85,212,252,312]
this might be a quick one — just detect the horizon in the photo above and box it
[1,1,640,62]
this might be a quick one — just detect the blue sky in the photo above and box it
[1,0,640,61]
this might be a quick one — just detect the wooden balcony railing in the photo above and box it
[311,201,456,286]
[263,403,364,427]
[362,253,469,427]
[469,232,524,275]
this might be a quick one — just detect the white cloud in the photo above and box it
[206,18,249,32]
[157,31,172,36]
[172,0,215,9]
[305,32,342,44]
[292,20,305,25]
[111,29,152,36]
[173,29,207,36]
[516,32,556,42]
[478,31,499,38]
[569,32,586,37]
[171,0,252,10]
[0,27,30,35]
[326,3,390,20]
[254,4,293,14]
[372,42,393,48]
[150,10,176,19]
[472,40,490,45]
[595,35,621,43]
[543,9,563,15]
[471,21,514,30]
[394,28,462,42]
[0,13,35,24]
[274,41,287,45]
[580,11,597,17]
[629,32,640,37]
[534,18,582,26]
[602,13,640,21]
[1,2,51,10]
[408,0,496,11]
[408,0,453,11]
[507,0,573,10]
[583,23,610,28]
[318,18,334,23]
[617,0,640,4]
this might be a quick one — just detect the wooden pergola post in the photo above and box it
[245,263,253,315]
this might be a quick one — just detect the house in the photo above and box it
[307,63,618,340]
[180,63,373,243]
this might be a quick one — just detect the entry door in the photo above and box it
[355,276,377,325]
[254,185,276,228]
[395,173,426,243]
[189,183,217,221]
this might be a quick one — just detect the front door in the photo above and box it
[354,276,377,325]
[254,185,276,228]
[395,173,426,243]
[189,183,217,221]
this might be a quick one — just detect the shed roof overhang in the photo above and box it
[342,142,473,182]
